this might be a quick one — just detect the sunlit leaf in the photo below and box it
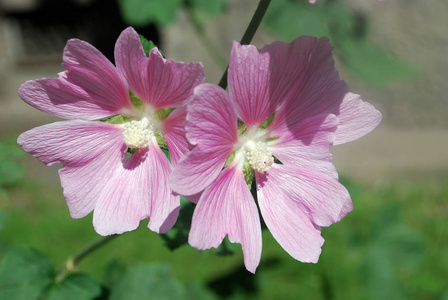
[118,0,182,26]
[139,35,156,57]
[191,0,225,15]
[264,0,329,41]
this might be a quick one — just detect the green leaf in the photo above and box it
[0,143,25,187]
[215,237,239,256]
[0,142,25,160]
[139,35,156,57]
[375,225,424,270]
[263,0,330,41]
[191,0,225,15]
[338,39,417,87]
[0,159,24,186]
[117,0,183,26]
[361,246,406,300]
[109,264,184,300]
[0,247,54,300]
[263,0,417,87]
[103,259,127,290]
[46,274,102,300]
[183,283,218,300]
[161,148,171,162]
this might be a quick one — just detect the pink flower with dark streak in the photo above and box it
[170,38,381,273]
[17,27,204,236]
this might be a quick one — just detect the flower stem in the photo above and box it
[56,234,118,281]
[218,0,272,89]
[72,234,118,266]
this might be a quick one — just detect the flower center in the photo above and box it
[122,118,154,149]
[245,142,274,173]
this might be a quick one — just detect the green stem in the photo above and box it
[218,0,272,89]
[72,235,118,266]
[57,235,118,281]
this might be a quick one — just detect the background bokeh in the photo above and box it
[0,0,447,299]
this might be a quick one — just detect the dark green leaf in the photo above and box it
[0,247,54,300]
[109,264,184,300]
[183,283,217,300]
[47,274,102,300]
[215,236,239,256]
[117,0,182,26]
[103,259,127,290]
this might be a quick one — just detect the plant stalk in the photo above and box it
[218,0,272,89]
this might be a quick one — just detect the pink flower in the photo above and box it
[17,27,204,235]
[170,38,381,273]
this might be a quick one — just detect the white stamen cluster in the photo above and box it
[122,118,153,149]
[246,143,274,172]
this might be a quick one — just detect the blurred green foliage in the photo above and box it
[117,0,225,27]
[0,141,25,199]
[117,0,416,88]
[1,172,446,299]
[263,0,416,87]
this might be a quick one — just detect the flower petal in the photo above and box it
[19,36,132,120]
[186,83,238,148]
[270,37,348,131]
[170,146,230,196]
[17,120,125,218]
[64,37,132,114]
[258,163,352,228]
[269,114,338,178]
[19,69,130,120]
[146,142,180,233]
[170,84,238,196]
[161,107,190,166]
[228,41,272,127]
[333,93,382,145]
[115,27,204,109]
[256,166,325,263]
[189,165,262,273]
[228,37,322,127]
[93,140,180,235]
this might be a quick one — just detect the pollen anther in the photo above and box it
[122,118,154,149]
[246,143,274,172]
